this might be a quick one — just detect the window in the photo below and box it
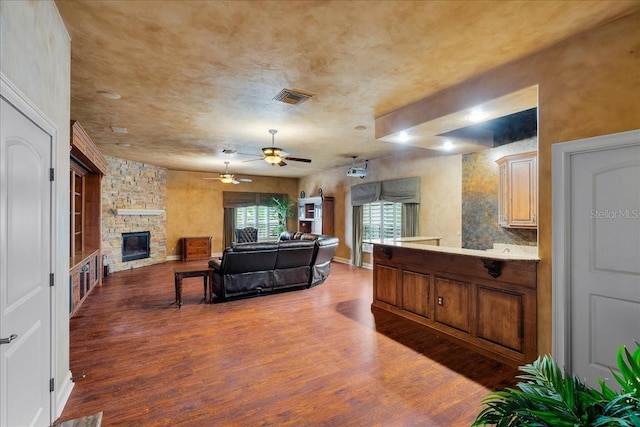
[362,201,402,240]
[235,205,281,241]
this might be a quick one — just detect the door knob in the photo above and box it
[0,334,17,345]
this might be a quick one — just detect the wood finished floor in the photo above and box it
[56,261,518,426]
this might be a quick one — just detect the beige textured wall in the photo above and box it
[321,12,640,356]
[1,0,72,417]
[166,170,299,255]
[299,151,462,261]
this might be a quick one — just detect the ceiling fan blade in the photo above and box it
[278,160,287,167]
[236,152,261,157]
[232,180,240,185]
[237,178,253,182]
[284,156,312,163]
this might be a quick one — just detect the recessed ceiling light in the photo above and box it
[443,140,454,151]
[354,125,367,131]
[398,131,409,142]
[467,108,488,123]
[98,90,121,100]
[111,126,128,134]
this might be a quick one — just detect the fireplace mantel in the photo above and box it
[116,208,164,216]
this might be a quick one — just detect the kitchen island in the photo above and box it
[369,238,539,365]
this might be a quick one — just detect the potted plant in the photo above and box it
[268,195,296,236]
[473,342,640,426]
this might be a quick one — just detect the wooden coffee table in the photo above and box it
[173,266,213,307]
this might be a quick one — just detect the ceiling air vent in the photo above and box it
[273,88,312,105]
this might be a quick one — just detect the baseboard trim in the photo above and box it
[332,257,372,270]
[332,256,351,265]
[55,369,74,419]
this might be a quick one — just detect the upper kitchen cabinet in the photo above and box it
[496,151,537,228]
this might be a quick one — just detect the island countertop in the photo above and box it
[365,237,539,261]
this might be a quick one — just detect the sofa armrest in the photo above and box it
[208,258,222,271]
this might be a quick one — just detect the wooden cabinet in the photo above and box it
[69,121,106,316]
[496,151,537,228]
[182,236,212,261]
[298,196,334,235]
[69,249,101,315]
[372,243,537,366]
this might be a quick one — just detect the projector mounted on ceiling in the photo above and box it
[347,156,368,179]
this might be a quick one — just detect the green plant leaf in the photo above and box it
[473,344,640,427]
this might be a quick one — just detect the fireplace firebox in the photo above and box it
[122,231,150,262]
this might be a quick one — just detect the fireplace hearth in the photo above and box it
[122,231,151,262]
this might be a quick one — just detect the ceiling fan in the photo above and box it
[261,129,312,167]
[204,162,252,184]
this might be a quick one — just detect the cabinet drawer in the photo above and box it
[187,247,209,256]
[187,240,209,249]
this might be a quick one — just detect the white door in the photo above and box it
[553,130,640,388]
[0,93,52,426]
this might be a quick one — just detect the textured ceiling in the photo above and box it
[55,0,639,178]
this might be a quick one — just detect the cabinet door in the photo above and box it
[322,197,334,236]
[434,277,470,333]
[495,152,537,228]
[508,156,537,227]
[402,271,430,318]
[375,265,398,306]
[476,286,524,353]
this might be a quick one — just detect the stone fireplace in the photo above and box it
[102,156,167,273]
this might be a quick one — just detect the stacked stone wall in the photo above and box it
[102,156,167,272]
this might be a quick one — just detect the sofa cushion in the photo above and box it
[221,242,278,274]
[231,241,278,252]
[275,239,315,269]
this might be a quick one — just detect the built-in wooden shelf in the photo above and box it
[69,120,106,316]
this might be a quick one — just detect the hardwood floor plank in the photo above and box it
[56,261,517,426]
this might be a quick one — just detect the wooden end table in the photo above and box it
[173,266,213,307]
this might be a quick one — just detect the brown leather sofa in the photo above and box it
[208,232,339,301]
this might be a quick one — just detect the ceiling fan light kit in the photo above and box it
[263,129,283,165]
[204,161,252,185]
[261,129,311,166]
[262,148,283,165]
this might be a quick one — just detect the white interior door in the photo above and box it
[553,130,640,388]
[0,93,52,426]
